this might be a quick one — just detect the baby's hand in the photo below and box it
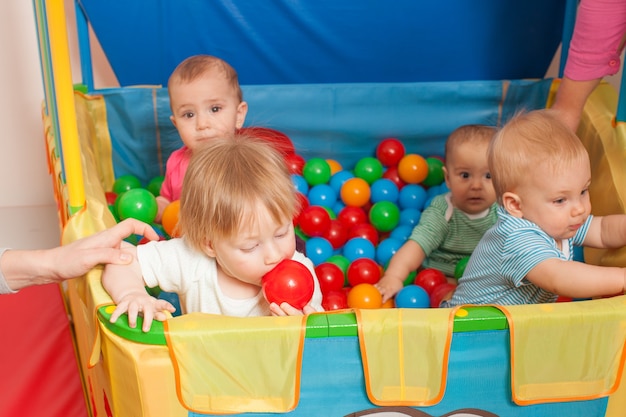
[269,301,317,316]
[375,275,405,303]
[110,291,176,332]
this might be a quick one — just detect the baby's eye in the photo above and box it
[485,172,492,180]
[182,111,194,119]
[210,106,221,113]
[460,172,470,179]
[240,244,258,253]
[553,198,565,204]
[581,188,589,196]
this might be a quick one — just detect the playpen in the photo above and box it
[33,1,626,416]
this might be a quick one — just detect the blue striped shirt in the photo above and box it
[445,207,593,306]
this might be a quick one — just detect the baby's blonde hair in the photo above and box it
[488,109,589,204]
[178,133,298,253]
[445,124,496,163]
[168,54,243,102]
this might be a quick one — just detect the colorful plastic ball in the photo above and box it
[298,205,331,237]
[400,207,422,227]
[285,153,306,175]
[325,254,351,283]
[395,285,430,308]
[315,262,345,294]
[105,191,118,205]
[338,206,368,228]
[340,177,371,207]
[292,174,310,195]
[112,174,142,195]
[326,159,343,175]
[307,184,337,208]
[329,170,355,194]
[242,126,295,156]
[403,270,417,286]
[322,219,349,249]
[117,188,158,224]
[347,283,383,309]
[376,138,406,167]
[262,259,315,309]
[375,237,403,267]
[302,158,332,186]
[342,237,376,262]
[369,201,400,232]
[147,175,165,196]
[398,184,428,210]
[347,258,381,286]
[161,200,181,237]
[390,224,413,242]
[414,268,448,295]
[370,178,399,204]
[430,283,457,308]
[322,290,349,311]
[382,166,407,190]
[454,256,471,280]
[397,154,429,184]
[354,157,384,185]
[422,157,445,187]
[305,237,334,265]
[348,223,379,247]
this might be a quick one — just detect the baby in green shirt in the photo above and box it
[376,124,497,303]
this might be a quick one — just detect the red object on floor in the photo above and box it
[0,284,88,417]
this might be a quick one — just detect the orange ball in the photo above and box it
[381,298,395,309]
[347,283,383,309]
[397,154,429,184]
[162,200,181,238]
[340,177,371,207]
[326,159,343,175]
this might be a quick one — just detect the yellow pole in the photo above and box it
[45,0,85,213]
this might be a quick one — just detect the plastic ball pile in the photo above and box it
[107,134,461,310]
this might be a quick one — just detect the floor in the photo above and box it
[0,204,61,250]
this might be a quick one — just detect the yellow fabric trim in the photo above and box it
[164,313,307,414]
[356,308,453,406]
[501,296,626,405]
[577,82,626,267]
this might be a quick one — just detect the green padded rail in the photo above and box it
[97,305,508,346]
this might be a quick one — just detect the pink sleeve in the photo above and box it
[160,147,191,202]
[564,0,626,80]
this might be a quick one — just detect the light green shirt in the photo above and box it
[410,193,497,276]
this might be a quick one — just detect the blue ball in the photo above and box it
[370,178,399,203]
[399,208,422,227]
[398,184,428,210]
[292,174,309,195]
[158,291,182,316]
[390,224,413,242]
[307,183,338,208]
[342,237,376,262]
[329,170,355,194]
[305,237,334,265]
[395,285,430,308]
[376,237,404,266]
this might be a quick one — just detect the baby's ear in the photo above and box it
[502,191,523,218]
[203,241,217,258]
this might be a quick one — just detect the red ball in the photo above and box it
[298,205,331,237]
[240,126,295,156]
[285,153,306,175]
[382,165,406,190]
[315,262,345,294]
[429,282,457,308]
[322,290,349,311]
[376,138,406,167]
[337,206,368,228]
[347,258,382,286]
[105,191,118,205]
[348,223,379,246]
[414,268,448,295]
[262,259,315,309]
[322,219,349,249]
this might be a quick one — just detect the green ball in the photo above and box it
[147,175,165,196]
[369,201,400,232]
[422,157,445,187]
[302,158,331,186]
[354,156,383,185]
[454,256,471,280]
[112,174,142,195]
[117,188,158,224]
[403,270,417,287]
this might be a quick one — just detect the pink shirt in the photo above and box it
[160,146,191,202]
[564,0,626,80]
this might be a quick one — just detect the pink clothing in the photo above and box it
[160,146,191,202]
[564,0,626,81]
